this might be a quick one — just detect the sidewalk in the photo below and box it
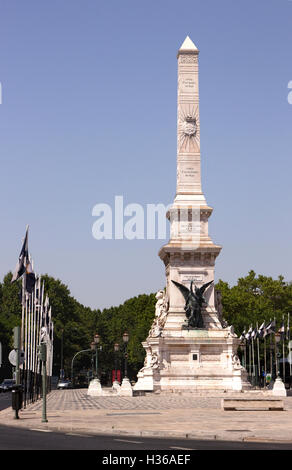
[1,389,292,444]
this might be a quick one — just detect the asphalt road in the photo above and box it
[0,424,291,451]
[0,392,12,411]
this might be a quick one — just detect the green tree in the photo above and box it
[216,270,292,335]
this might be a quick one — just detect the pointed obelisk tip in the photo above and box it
[178,35,199,54]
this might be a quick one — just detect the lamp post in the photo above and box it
[114,343,119,382]
[112,343,120,391]
[60,328,64,380]
[71,349,92,387]
[91,334,100,378]
[118,331,132,396]
[272,332,287,396]
[87,333,102,396]
[122,331,129,379]
[275,332,281,378]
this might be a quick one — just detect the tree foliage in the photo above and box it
[1,269,292,382]
[216,270,292,335]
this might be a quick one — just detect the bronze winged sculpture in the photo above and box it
[171,279,214,329]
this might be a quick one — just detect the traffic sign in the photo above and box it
[8,349,25,366]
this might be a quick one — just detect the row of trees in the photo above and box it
[0,271,156,382]
[1,270,292,382]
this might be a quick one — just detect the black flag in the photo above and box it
[11,227,29,283]
[11,226,36,294]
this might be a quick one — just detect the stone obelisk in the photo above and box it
[160,36,222,331]
[134,37,249,393]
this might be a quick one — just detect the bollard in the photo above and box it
[12,384,23,420]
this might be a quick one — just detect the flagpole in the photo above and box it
[24,288,28,408]
[264,335,267,387]
[249,328,252,379]
[288,313,291,389]
[283,314,286,385]
[35,277,41,398]
[274,316,278,378]
[244,337,247,372]
[21,275,25,351]
[32,275,37,402]
[256,322,261,386]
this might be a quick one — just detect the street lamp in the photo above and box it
[122,331,129,379]
[114,343,119,382]
[112,343,120,390]
[271,331,287,396]
[91,334,100,378]
[275,332,281,378]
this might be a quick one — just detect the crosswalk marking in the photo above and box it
[170,446,195,450]
[114,438,143,444]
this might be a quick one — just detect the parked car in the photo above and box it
[57,379,72,390]
[0,379,15,392]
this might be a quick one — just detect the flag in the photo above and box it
[11,226,36,294]
[42,295,50,327]
[258,322,266,339]
[11,227,29,282]
[264,320,276,336]
[278,318,285,341]
[245,326,252,343]
[25,255,36,294]
[287,313,290,342]
[251,327,258,341]
[239,330,246,342]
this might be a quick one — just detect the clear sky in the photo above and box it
[0,0,291,310]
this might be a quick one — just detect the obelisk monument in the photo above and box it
[134,37,249,393]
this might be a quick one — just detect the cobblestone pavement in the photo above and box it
[1,389,292,443]
[23,389,292,411]
[24,389,221,411]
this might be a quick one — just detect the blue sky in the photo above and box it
[0,0,291,309]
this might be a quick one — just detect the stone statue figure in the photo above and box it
[148,289,169,338]
[40,326,48,343]
[171,279,213,329]
[214,289,228,328]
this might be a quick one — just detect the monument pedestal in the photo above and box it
[118,377,133,396]
[87,378,103,396]
[272,376,287,397]
[112,380,121,392]
[134,321,250,393]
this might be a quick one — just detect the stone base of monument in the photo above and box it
[87,378,103,396]
[118,377,133,396]
[134,324,251,394]
[112,380,121,392]
[272,376,287,397]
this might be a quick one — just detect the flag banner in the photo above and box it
[11,226,36,294]
[265,320,276,336]
[245,327,252,343]
[239,330,246,342]
[278,320,285,341]
[251,327,258,340]
[25,258,36,294]
[258,322,265,339]
[11,227,29,282]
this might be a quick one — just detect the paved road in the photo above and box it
[0,425,291,450]
[0,392,12,411]
[2,389,292,447]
